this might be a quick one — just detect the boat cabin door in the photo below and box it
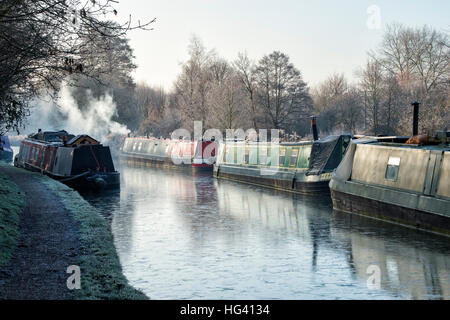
[423,150,443,196]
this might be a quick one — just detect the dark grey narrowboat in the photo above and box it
[14,130,120,191]
[214,135,351,194]
[330,131,450,236]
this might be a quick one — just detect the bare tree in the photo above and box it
[234,52,259,129]
[334,88,363,134]
[173,36,217,132]
[371,23,449,134]
[209,69,249,130]
[253,51,312,130]
[358,59,384,135]
[0,0,154,134]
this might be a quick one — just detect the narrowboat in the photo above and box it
[14,130,120,191]
[214,134,352,194]
[120,137,217,171]
[0,136,13,162]
[329,131,450,235]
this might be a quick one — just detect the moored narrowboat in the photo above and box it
[329,131,450,235]
[120,137,217,171]
[0,136,13,163]
[14,130,120,191]
[214,135,351,194]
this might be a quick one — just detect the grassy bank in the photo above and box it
[37,175,148,300]
[0,167,25,267]
[0,163,147,299]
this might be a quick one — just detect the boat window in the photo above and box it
[259,147,267,165]
[279,149,286,166]
[290,149,299,166]
[225,145,233,163]
[385,157,400,181]
[244,148,249,164]
[179,143,184,157]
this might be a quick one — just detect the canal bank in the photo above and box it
[0,163,147,299]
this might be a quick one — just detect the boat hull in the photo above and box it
[214,164,331,194]
[14,134,120,192]
[59,171,120,192]
[120,152,213,172]
[213,135,349,195]
[331,189,450,236]
[16,159,120,192]
[329,138,450,236]
[121,138,216,172]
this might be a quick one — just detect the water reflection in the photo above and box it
[81,188,121,221]
[84,164,450,300]
[331,211,450,300]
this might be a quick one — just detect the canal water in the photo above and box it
[9,146,450,299]
[84,162,450,300]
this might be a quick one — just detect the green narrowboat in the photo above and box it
[214,135,351,194]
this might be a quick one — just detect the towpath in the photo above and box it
[0,165,80,299]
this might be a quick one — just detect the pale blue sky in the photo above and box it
[115,0,449,90]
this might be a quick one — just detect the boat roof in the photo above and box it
[28,130,75,143]
[67,135,99,146]
[26,130,101,147]
[373,142,450,151]
[353,137,450,151]
[223,135,349,146]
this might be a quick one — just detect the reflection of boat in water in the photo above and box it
[215,178,332,235]
[330,131,450,235]
[0,136,13,162]
[121,137,217,171]
[331,211,450,299]
[14,130,120,191]
[216,179,450,299]
[81,188,121,220]
[214,135,351,194]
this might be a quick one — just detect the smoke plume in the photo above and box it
[25,84,130,144]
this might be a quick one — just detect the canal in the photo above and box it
[10,146,450,299]
[81,161,450,300]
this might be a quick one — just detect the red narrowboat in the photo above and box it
[14,130,120,191]
[120,137,217,171]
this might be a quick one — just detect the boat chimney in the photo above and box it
[311,116,319,141]
[412,101,420,136]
